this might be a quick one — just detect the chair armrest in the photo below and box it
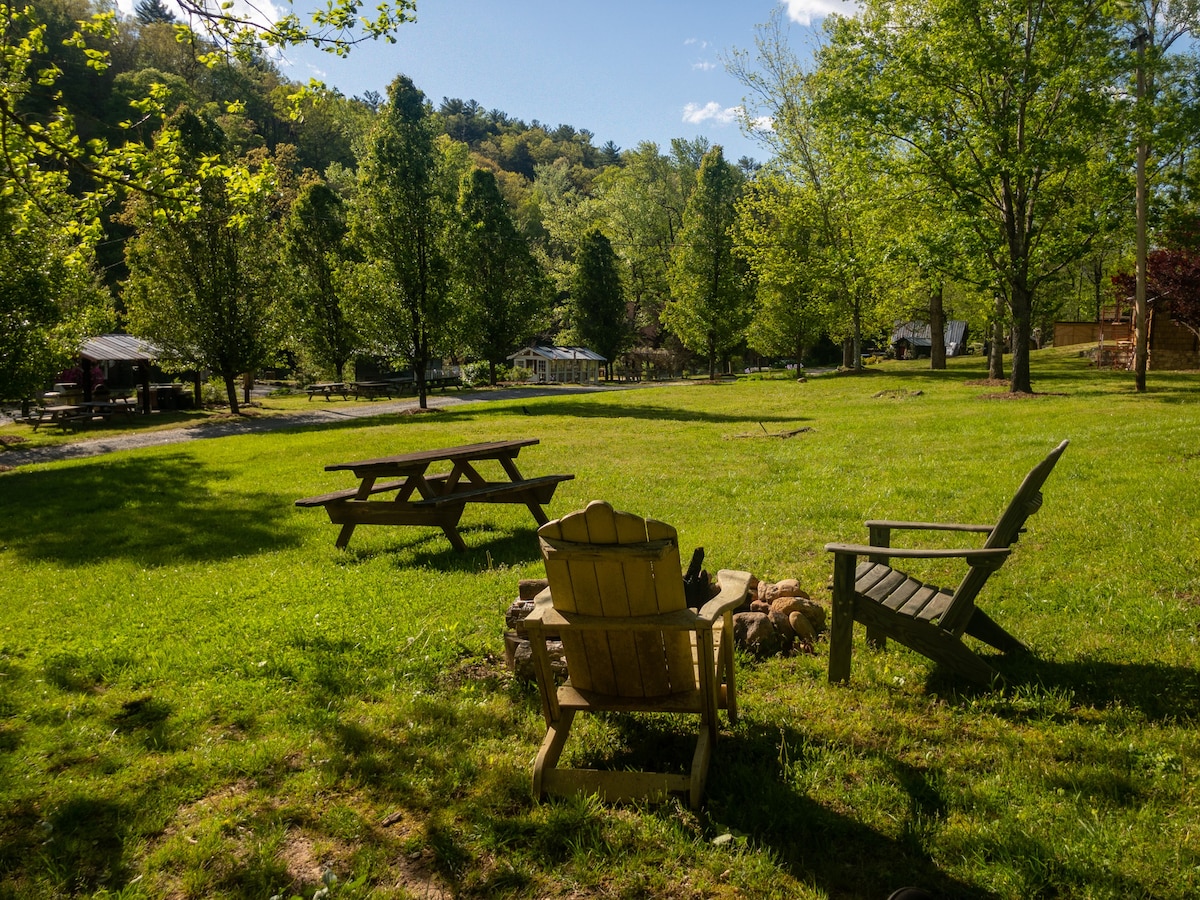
[825,543,1011,566]
[864,520,995,534]
[697,569,754,621]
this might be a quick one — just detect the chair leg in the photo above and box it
[716,618,737,724]
[828,554,857,684]
[964,609,1027,654]
[533,709,575,801]
[927,634,1000,685]
[689,723,714,810]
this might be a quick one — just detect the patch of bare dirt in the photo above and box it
[0,435,27,449]
[728,426,813,439]
[964,378,1009,387]
[873,389,923,399]
[978,391,1067,400]
[440,654,509,688]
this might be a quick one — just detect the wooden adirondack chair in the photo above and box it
[826,440,1069,686]
[523,500,753,809]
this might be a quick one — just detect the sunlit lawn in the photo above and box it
[1,347,1197,899]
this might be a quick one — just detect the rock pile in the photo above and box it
[503,579,567,681]
[732,577,826,657]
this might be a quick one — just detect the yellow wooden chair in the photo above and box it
[522,500,752,809]
[826,440,1069,686]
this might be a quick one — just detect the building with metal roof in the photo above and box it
[507,344,606,384]
[891,321,970,359]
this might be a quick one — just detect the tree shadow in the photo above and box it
[0,453,300,566]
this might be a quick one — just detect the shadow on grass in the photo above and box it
[0,795,129,895]
[0,452,300,566]
[475,398,812,426]
[707,722,994,899]
[1000,654,1200,723]
[333,523,544,570]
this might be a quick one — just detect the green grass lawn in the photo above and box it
[1,348,1197,899]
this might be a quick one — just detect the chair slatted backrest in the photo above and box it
[538,500,697,698]
[940,440,1069,635]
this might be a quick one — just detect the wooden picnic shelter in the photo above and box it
[79,334,161,414]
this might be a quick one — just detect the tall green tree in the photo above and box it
[0,192,109,404]
[283,182,358,382]
[816,0,1123,393]
[733,172,825,367]
[453,167,547,385]
[123,108,281,414]
[569,227,629,380]
[1124,1,1200,390]
[664,146,750,378]
[590,142,691,343]
[350,74,453,409]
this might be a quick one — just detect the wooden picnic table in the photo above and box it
[31,399,137,431]
[30,404,85,431]
[306,382,351,401]
[295,438,574,551]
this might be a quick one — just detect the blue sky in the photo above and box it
[273,0,858,164]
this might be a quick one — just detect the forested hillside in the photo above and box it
[4,0,1200,408]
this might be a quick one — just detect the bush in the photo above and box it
[460,361,491,387]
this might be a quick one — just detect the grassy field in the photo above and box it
[1,348,1197,899]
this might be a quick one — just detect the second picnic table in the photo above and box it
[295,438,574,551]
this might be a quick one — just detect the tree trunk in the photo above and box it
[1134,40,1149,392]
[224,372,240,415]
[929,282,946,370]
[1009,282,1033,394]
[989,294,1006,382]
[489,360,497,386]
[707,332,717,379]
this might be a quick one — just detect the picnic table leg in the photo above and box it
[499,455,551,525]
[335,524,357,549]
[443,522,469,552]
[333,474,380,549]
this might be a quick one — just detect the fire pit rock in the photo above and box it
[732,577,826,656]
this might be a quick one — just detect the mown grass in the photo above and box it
[1,347,1198,899]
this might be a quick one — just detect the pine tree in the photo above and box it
[134,0,177,25]
[454,168,547,385]
[570,228,629,381]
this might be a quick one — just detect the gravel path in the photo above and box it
[1,382,666,468]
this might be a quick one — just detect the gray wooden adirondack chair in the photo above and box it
[826,440,1068,685]
[522,500,753,809]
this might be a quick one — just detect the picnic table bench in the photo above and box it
[295,438,574,551]
[306,382,351,401]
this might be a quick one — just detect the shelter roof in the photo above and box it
[508,344,606,362]
[80,334,159,362]
[891,320,969,348]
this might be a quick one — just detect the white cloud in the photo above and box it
[692,60,717,71]
[684,38,711,49]
[779,0,860,26]
[682,102,741,127]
